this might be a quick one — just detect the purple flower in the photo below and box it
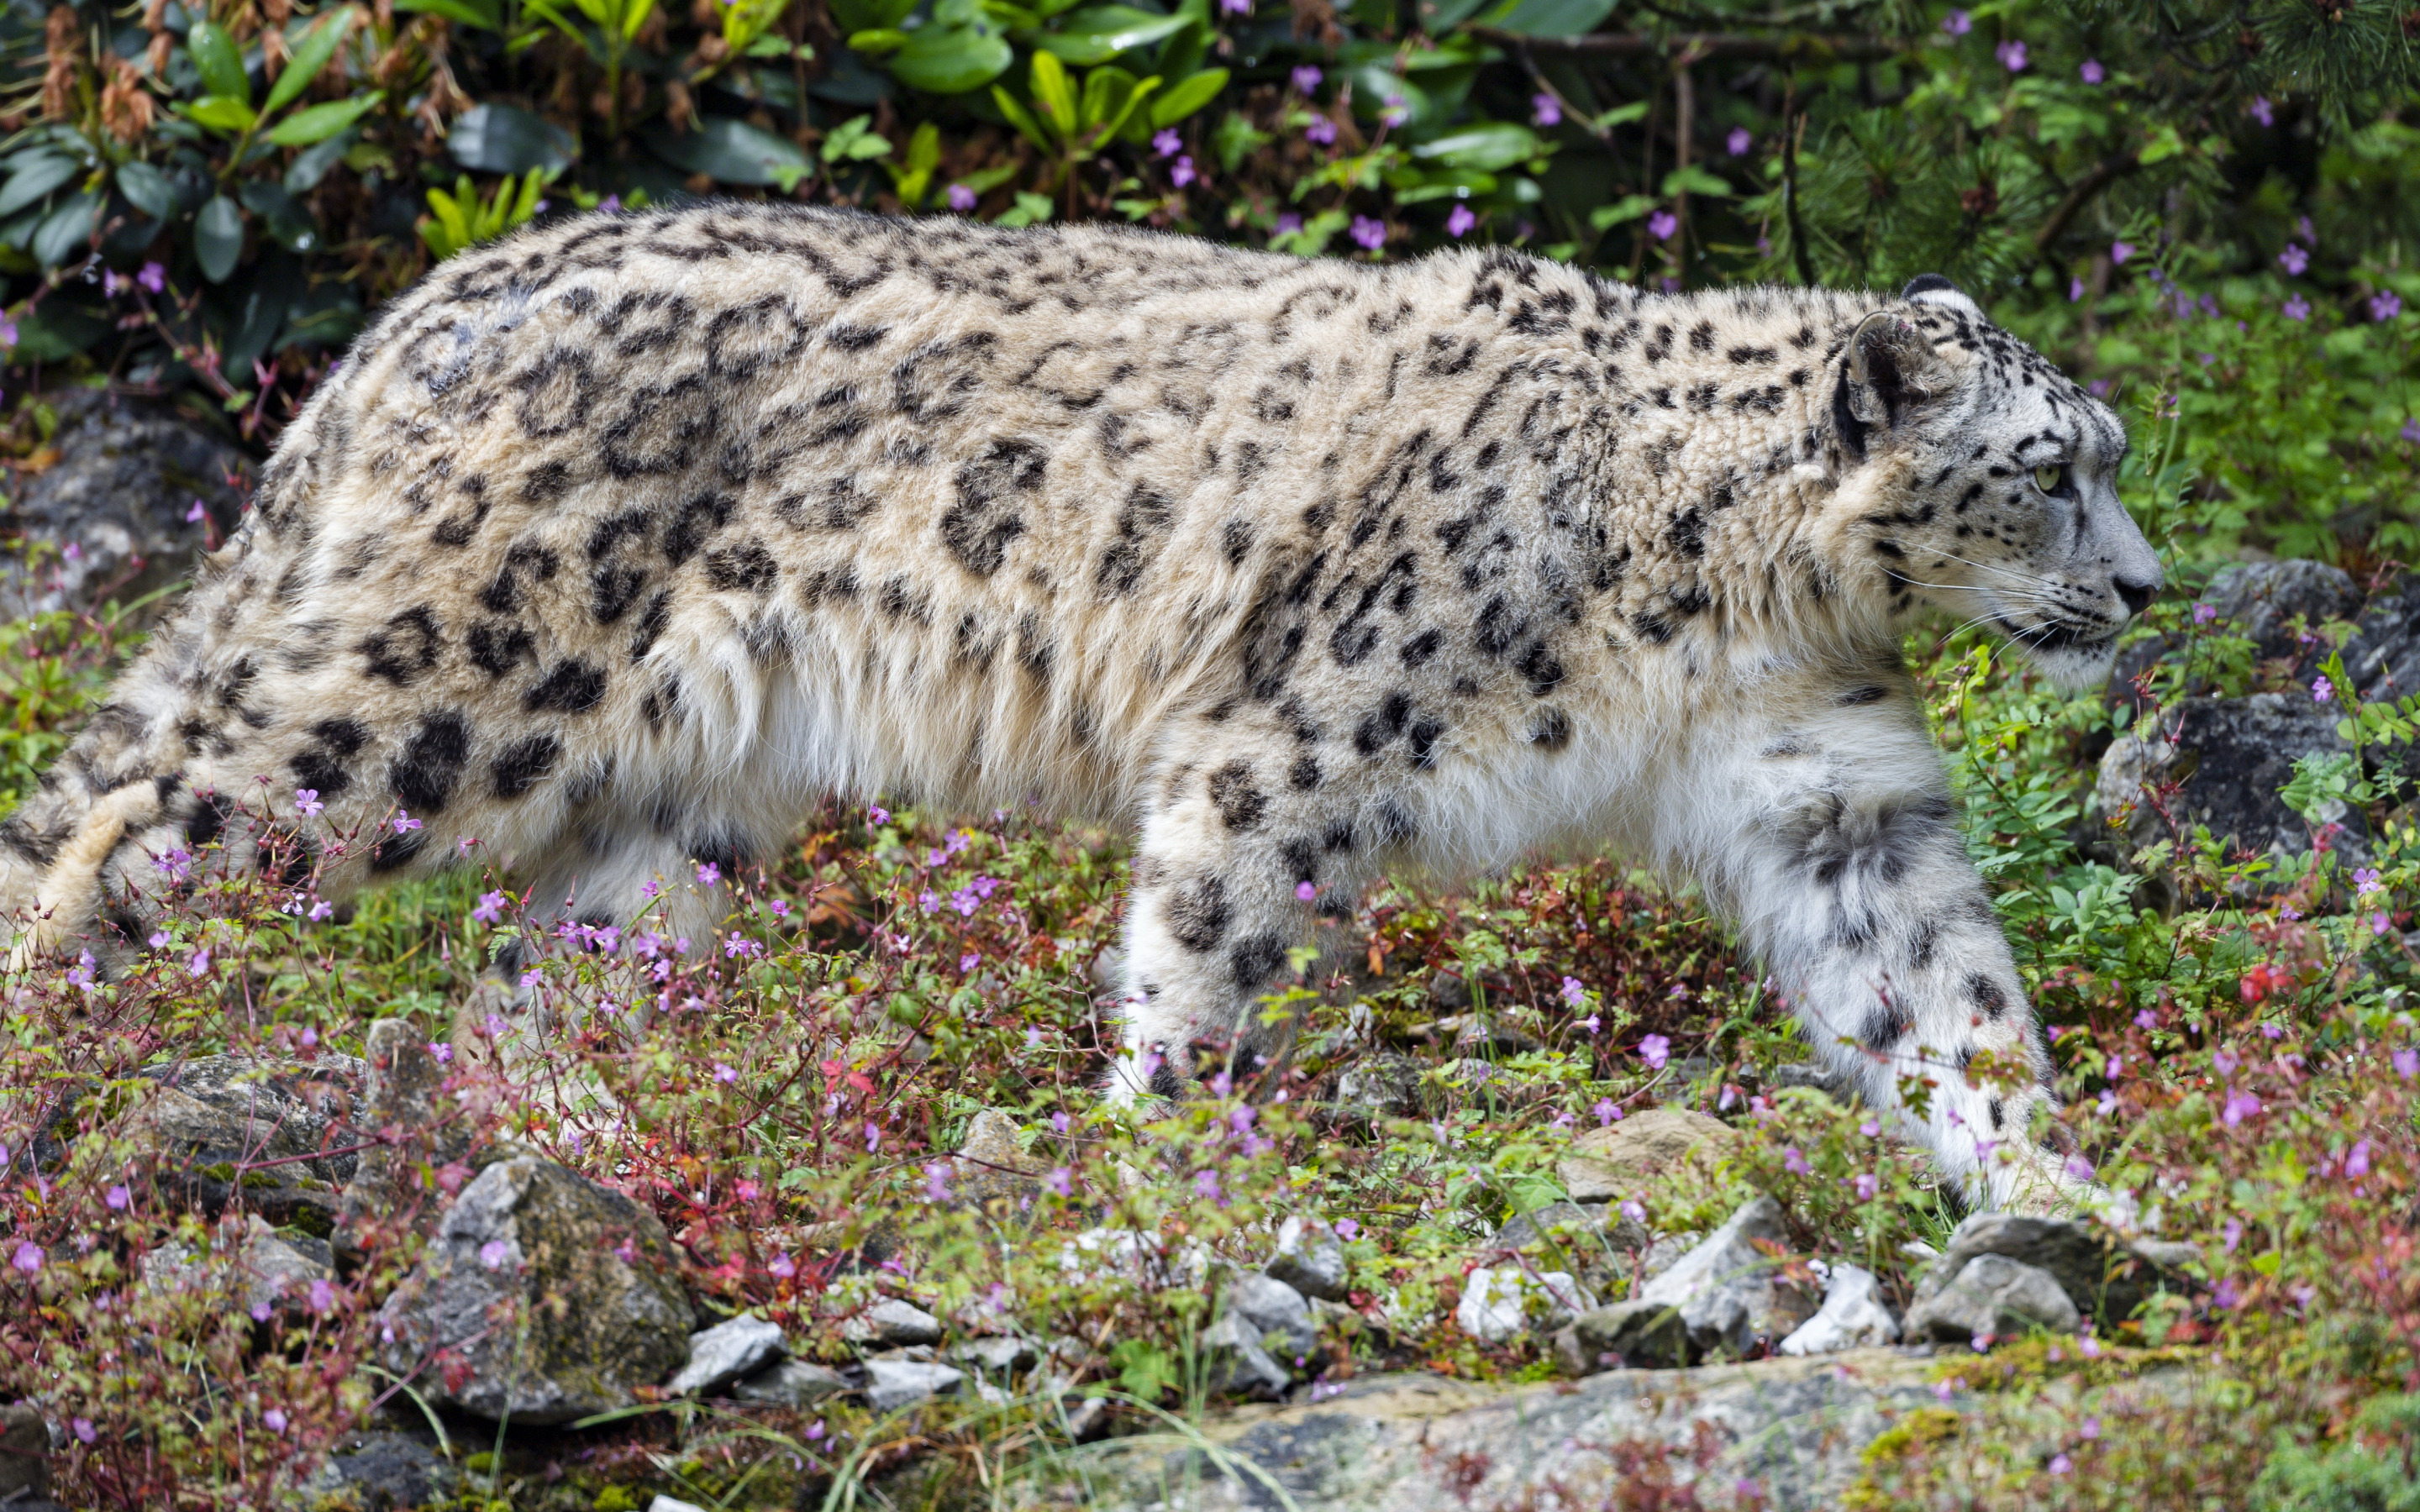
[1292,65,1322,94]
[1854,1172,1879,1200]
[923,1162,953,1200]
[2069,276,2086,302]
[1593,1097,1618,1125]
[1379,95,1409,128]
[1045,1167,1073,1196]
[2080,58,2104,83]
[868,805,890,825]
[1638,1033,1670,1070]
[1560,975,1585,1006]
[478,1239,513,1269]
[106,1184,129,1210]
[768,1251,796,1278]
[137,260,166,293]
[1275,211,1303,235]
[1996,39,2027,71]
[1781,1146,1810,1175]
[1293,879,1317,901]
[2285,294,2311,321]
[2372,291,2402,322]
[1446,204,1476,238]
[1619,1199,1647,1225]
[2049,1454,2073,1475]
[472,890,506,924]
[308,1277,335,1313]
[1350,215,1386,252]
[1727,127,1751,155]
[2222,1087,2261,1126]
[960,950,980,972]
[2279,244,2309,276]
[1942,8,1970,34]
[2312,675,2333,702]
[1171,155,1197,188]
[2355,867,2385,895]
[155,848,192,884]
[187,947,210,977]
[696,860,721,885]
[1648,210,1678,241]
[714,1062,739,1084]
[2250,96,2274,127]
[2348,1139,2372,1177]
[1860,1119,1881,1136]
[2212,1278,2241,1309]
[392,810,422,835]
[1193,1168,1224,1203]
[2111,240,2134,265]
[865,1121,882,1153]
[1531,93,1561,128]
[184,497,207,524]
[9,1241,38,1273]
[1153,128,1182,158]
[2396,1047,2418,1079]
[71,1416,96,1443]
[1218,0,1249,13]
[945,183,976,213]
[1305,115,1337,145]
[308,899,333,921]
[262,1407,288,1433]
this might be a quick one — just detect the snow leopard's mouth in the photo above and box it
[1993,616,2117,659]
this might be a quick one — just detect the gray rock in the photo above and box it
[1202,1312,1292,1401]
[1777,1264,1900,1355]
[847,1297,944,1347]
[949,1334,1039,1374]
[0,1401,50,1504]
[731,1358,850,1406]
[341,1021,473,1249]
[1069,1352,1960,1510]
[2344,572,2420,704]
[2208,560,2365,654]
[1225,1272,1320,1364]
[1557,1107,1738,1203]
[1491,1200,1650,1298]
[105,1055,364,1237]
[952,1108,1043,1207]
[1560,1297,1691,1371]
[295,1431,460,1510]
[138,1214,332,1317]
[375,1157,694,1423]
[668,1315,787,1397]
[1,390,249,618]
[1265,1215,1349,1301]
[1903,1254,2081,1342]
[863,1357,966,1413]
[2095,694,2365,870]
[1329,1053,1427,1121]
[1631,1195,1818,1359]
[1771,1063,1849,1100]
[1909,1213,2194,1328]
[1455,1266,1592,1343]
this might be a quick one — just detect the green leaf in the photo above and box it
[995,189,1054,226]
[264,10,356,117]
[394,0,506,25]
[1030,50,1080,140]
[195,195,245,282]
[1412,123,1540,171]
[1659,165,1730,198]
[29,192,100,268]
[265,94,381,147]
[824,114,895,161]
[1028,5,1190,66]
[176,96,260,134]
[1079,66,1135,131]
[1586,192,1654,229]
[846,27,909,53]
[188,21,252,105]
[642,116,812,186]
[991,85,1053,152]
[9,301,107,360]
[833,0,918,30]
[1474,0,1614,36]
[1146,67,1224,129]
[114,160,179,220]
[0,154,81,218]
[889,24,1014,94]
[449,102,581,174]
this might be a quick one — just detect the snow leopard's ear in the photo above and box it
[1899,272,1986,320]
[1842,308,1959,436]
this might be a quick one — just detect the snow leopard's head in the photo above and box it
[1830,274,2163,689]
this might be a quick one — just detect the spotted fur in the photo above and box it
[0,207,2159,1211]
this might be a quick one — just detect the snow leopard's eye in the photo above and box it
[2033,462,2072,498]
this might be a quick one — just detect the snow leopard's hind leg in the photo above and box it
[1674,666,2095,1217]
[1108,724,1386,1103]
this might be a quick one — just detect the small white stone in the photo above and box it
[648,1498,708,1512]
[1454,1267,1591,1343]
[863,1357,965,1413]
[666,1315,786,1397]
[1778,1264,1901,1355]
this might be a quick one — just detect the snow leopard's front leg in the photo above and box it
[1666,672,2087,1215]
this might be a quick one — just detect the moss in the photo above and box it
[1928,1338,2207,1394]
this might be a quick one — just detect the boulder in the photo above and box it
[1557,1108,1738,1203]
[1777,1263,1900,1355]
[118,1055,363,1237]
[863,1357,966,1413]
[1265,1215,1349,1301]
[1328,1053,1428,1122]
[1489,1200,1650,1298]
[2095,694,2365,869]
[1,390,249,619]
[339,1021,475,1247]
[1908,1213,2194,1329]
[950,1334,1039,1374]
[2343,571,2420,705]
[844,1297,944,1347]
[2207,560,2365,657]
[0,1401,50,1504]
[295,1431,461,1510]
[667,1315,787,1397]
[731,1358,851,1407]
[1455,1266,1592,1343]
[375,1156,694,1423]
[1628,1195,1818,1359]
[951,1109,1043,1208]
[138,1214,331,1318]
[1902,1254,2081,1342]
[1202,1312,1292,1401]
[1224,1273,1319,1364]
[1559,1298,1691,1372]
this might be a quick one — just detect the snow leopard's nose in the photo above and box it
[2113,575,2158,617]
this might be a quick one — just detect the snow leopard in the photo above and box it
[0,203,2160,1211]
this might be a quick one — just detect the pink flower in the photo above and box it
[10,1242,39,1273]
[2348,1139,2372,1177]
[2065,1154,2095,1182]
[471,890,506,924]
[2284,294,2311,322]
[1593,1097,1618,1125]
[479,1238,513,1269]
[106,1184,129,1210]
[1638,1033,1670,1070]
[696,861,721,885]
[2049,1454,2072,1474]
[2394,1048,2417,1079]
[185,498,207,523]
[1560,975,1585,1007]
[1296,880,1317,901]
[1193,1168,1224,1204]
[2111,240,2135,265]
[1648,210,1678,240]
[924,1162,953,1201]
[1530,93,1561,128]
[2079,59,2104,83]
[1046,1167,1073,1196]
[946,184,976,213]
[187,948,211,977]
[2372,291,2402,322]
[2194,602,2218,624]
[429,1042,453,1063]
[1941,8,1970,34]
[308,1277,335,1313]
[1854,1172,1879,1200]
[71,1416,96,1443]
[1446,204,1476,238]
[1305,115,1337,145]
[868,806,890,825]
[960,951,980,972]
[1152,128,1181,158]
[1218,0,1249,13]
[2279,244,2309,276]
[1291,66,1322,94]
[1334,1218,1359,1240]
[714,1062,738,1084]
[1350,215,1386,252]
[2222,1218,2243,1252]
[1781,1146,1810,1176]
[392,811,422,834]
[2312,675,2333,702]
[1171,155,1197,188]
[1995,39,2027,71]
[137,260,165,292]
[769,1252,796,1278]
[865,1121,881,1152]
[1726,127,1750,155]
[2222,1087,2261,1126]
